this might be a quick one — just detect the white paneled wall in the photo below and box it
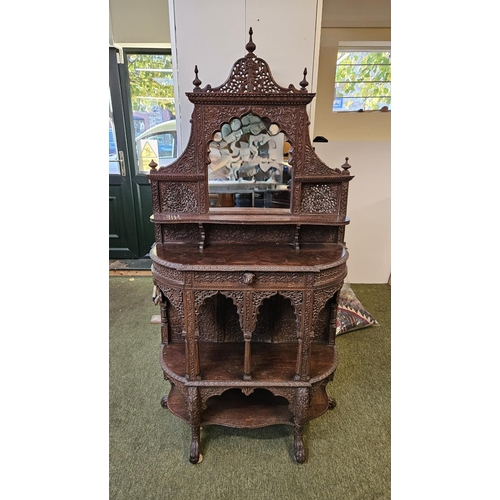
[314,141,390,283]
[169,0,323,150]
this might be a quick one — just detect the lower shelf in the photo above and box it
[161,342,337,383]
[166,383,331,428]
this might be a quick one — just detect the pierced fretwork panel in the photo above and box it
[253,294,298,342]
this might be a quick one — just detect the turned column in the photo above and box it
[242,290,254,380]
[184,289,200,380]
[159,290,170,344]
[294,288,312,381]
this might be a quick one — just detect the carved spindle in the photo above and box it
[299,68,309,91]
[243,336,252,380]
[294,225,300,251]
[193,65,202,92]
[160,294,170,344]
[245,27,256,56]
[294,338,303,381]
[198,223,205,251]
[341,157,351,174]
[193,340,201,380]
[149,159,158,172]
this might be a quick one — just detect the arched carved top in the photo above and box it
[189,28,305,97]
[252,290,302,335]
[200,56,300,95]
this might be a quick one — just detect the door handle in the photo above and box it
[119,150,126,176]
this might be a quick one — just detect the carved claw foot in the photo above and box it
[328,398,337,410]
[293,430,306,464]
[160,395,169,408]
[189,438,200,464]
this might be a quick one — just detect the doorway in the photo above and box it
[109,47,177,260]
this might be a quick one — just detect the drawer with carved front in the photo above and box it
[192,270,306,288]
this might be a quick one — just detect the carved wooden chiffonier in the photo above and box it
[147,30,354,464]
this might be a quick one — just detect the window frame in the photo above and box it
[333,41,391,113]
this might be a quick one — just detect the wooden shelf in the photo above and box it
[166,384,331,428]
[151,242,347,272]
[151,211,350,226]
[161,342,337,383]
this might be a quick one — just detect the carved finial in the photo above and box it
[300,68,309,91]
[341,157,351,174]
[149,159,158,172]
[245,27,256,56]
[193,65,202,91]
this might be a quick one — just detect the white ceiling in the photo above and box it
[322,0,391,28]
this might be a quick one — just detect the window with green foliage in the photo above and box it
[333,45,391,112]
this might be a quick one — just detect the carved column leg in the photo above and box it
[160,292,170,344]
[293,387,310,463]
[327,289,341,345]
[243,336,252,380]
[184,290,201,380]
[242,291,253,381]
[295,289,312,381]
[186,386,201,464]
[294,338,303,381]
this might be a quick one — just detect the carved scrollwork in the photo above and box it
[252,290,303,336]
[161,182,199,213]
[301,183,339,214]
[243,273,255,285]
[302,140,342,176]
[202,56,298,95]
[153,264,184,283]
[157,285,184,318]
[312,285,342,331]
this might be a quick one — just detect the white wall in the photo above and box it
[109,0,170,44]
[313,27,391,283]
[314,141,390,283]
[169,0,323,151]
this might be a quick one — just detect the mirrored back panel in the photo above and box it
[208,113,291,209]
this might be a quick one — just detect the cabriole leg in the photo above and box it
[293,387,310,463]
[186,386,201,464]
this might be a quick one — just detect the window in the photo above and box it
[333,43,391,112]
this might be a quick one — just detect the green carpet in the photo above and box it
[110,278,390,499]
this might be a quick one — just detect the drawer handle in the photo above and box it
[243,272,255,285]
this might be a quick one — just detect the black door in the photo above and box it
[109,47,177,259]
[109,47,142,259]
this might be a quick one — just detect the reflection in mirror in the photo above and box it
[208,113,291,209]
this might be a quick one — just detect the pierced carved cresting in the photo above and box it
[203,56,297,95]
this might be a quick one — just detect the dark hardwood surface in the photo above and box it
[151,211,350,226]
[161,342,337,383]
[152,242,347,271]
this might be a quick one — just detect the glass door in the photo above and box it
[109,47,177,260]
[109,47,141,259]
